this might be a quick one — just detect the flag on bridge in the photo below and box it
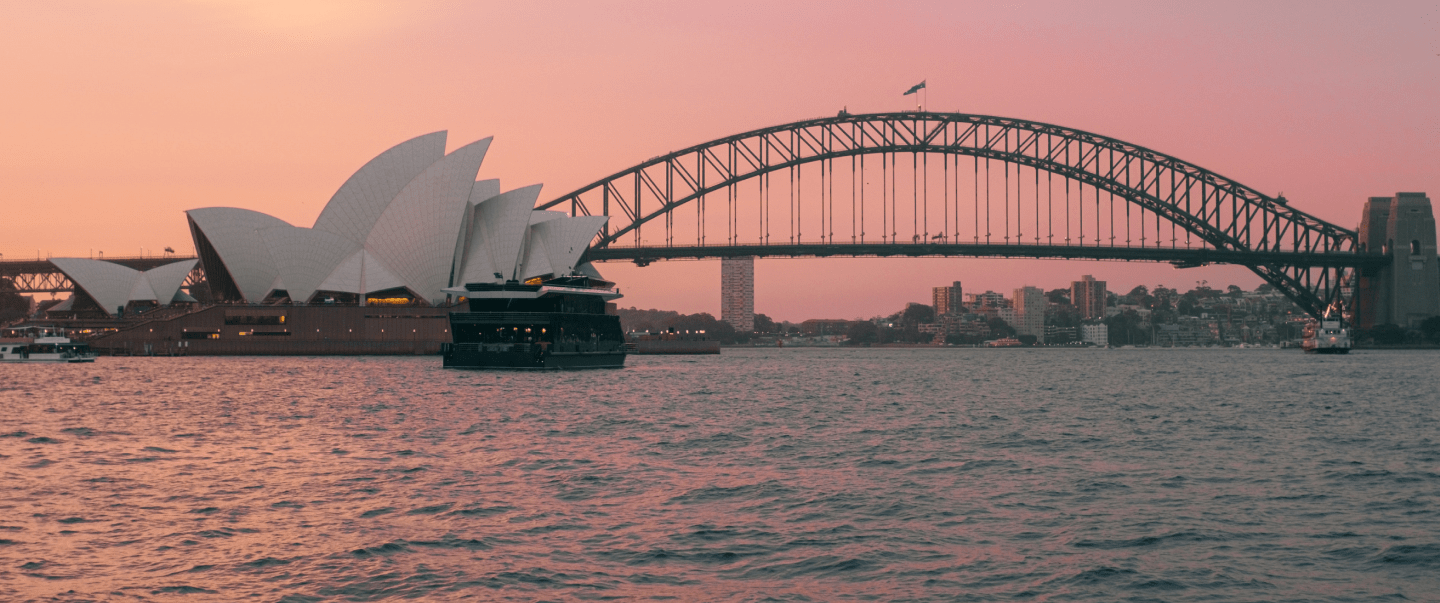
[903,81,926,96]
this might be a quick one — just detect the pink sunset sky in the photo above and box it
[2,1,1436,321]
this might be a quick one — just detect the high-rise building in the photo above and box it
[932,281,963,315]
[1012,286,1047,342]
[1072,275,1107,319]
[968,290,1007,308]
[721,257,755,332]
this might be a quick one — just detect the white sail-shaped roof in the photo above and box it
[477,184,543,282]
[50,258,199,316]
[451,179,501,288]
[365,138,492,302]
[534,216,609,276]
[471,180,501,205]
[127,276,158,302]
[261,226,361,303]
[187,208,292,302]
[574,261,604,279]
[518,211,567,280]
[179,132,613,308]
[456,217,498,286]
[312,131,447,245]
[143,259,198,304]
[50,258,141,316]
[315,249,406,295]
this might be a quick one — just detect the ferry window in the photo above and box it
[1411,240,1421,255]
[224,314,285,326]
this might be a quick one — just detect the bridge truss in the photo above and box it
[539,111,1382,318]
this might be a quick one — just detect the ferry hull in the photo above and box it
[442,345,626,370]
[1,357,96,363]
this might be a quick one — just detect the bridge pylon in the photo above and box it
[1356,192,1439,329]
[721,257,755,332]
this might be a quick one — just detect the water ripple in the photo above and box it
[1,348,1437,601]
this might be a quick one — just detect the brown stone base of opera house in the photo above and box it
[83,305,453,356]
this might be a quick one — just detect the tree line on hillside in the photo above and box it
[617,307,783,344]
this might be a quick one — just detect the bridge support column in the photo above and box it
[721,257,755,332]
[1357,192,1439,328]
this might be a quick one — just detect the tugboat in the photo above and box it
[1302,312,1351,354]
[440,276,626,369]
[0,326,97,363]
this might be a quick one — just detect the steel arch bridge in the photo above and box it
[538,111,1386,318]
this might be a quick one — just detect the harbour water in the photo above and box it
[2,349,1437,601]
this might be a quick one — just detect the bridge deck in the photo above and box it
[588,244,1389,269]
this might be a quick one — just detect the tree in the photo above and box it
[1420,316,1440,344]
[1017,334,1038,346]
[0,280,29,323]
[1046,288,1070,304]
[1151,286,1177,312]
[986,317,1015,338]
[1365,323,1406,345]
[845,320,878,345]
[1226,285,1244,298]
[1104,310,1150,346]
[754,313,777,333]
[901,303,935,326]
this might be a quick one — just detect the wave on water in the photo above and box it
[2,348,1438,601]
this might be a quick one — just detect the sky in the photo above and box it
[2,1,1436,321]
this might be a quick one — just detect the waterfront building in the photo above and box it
[51,132,614,355]
[800,319,854,335]
[721,257,755,332]
[1080,322,1109,347]
[182,131,607,307]
[1012,286,1047,342]
[1072,275,1107,320]
[997,307,1021,330]
[1045,325,1078,344]
[967,290,1007,308]
[932,281,963,316]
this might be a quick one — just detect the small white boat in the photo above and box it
[0,326,97,363]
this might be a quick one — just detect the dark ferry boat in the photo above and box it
[441,276,626,369]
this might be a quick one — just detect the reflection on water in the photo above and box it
[2,349,1437,601]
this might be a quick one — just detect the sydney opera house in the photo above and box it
[54,132,610,355]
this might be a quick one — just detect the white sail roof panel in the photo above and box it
[186,208,292,302]
[450,179,501,288]
[365,137,491,302]
[142,259,198,306]
[50,258,141,317]
[315,249,405,295]
[517,211,567,280]
[261,226,361,304]
[477,184,543,282]
[312,131,448,245]
[534,216,609,276]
